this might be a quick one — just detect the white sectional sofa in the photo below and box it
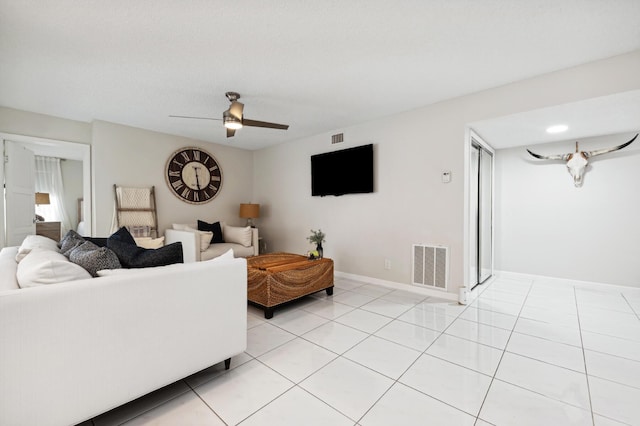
[0,244,247,426]
[165,222,259,262]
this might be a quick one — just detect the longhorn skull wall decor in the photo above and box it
[526,133,638,187]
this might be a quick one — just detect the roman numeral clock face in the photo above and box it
[165,147,222,204]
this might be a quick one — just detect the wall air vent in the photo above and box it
[412,244,448,291]
[331,133,344,144]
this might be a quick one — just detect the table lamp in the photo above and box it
[35,192,50,222]
[239,203,260,227]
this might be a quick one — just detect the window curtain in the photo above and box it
[35,156,72,235]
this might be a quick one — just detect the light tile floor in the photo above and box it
[84,275,640,425]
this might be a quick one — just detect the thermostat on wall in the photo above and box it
[442,171,451,183]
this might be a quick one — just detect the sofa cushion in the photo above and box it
[197,220,224,244]
[17,247,91,288]
[134,236,165,249]
[16,234,60,263]
[224,225,252,247]
[68,241,122,277]
[108,239,183,268]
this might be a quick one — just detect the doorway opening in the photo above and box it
[469,133,494,290]
[0,133,91,248]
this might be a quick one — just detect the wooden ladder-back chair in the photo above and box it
[113,185,158,238]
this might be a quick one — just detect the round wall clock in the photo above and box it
[165,147,223,204]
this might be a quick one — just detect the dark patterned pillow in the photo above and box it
[108,227,137,245]
[108,240,183,268]
[198,220,225,244]
[59,230,87,257]
[68,241,122,277]
[85,237,108,248]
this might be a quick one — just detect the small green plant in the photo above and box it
[307,229,326,245]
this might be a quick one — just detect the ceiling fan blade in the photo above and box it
[229,101,244,120]
[169,115,222,121]
[226,127,236,138]
[242,118,289,130]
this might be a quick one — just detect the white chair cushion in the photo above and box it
[16,234,61,263]
[224,225,252,247]
[17,247,91,288]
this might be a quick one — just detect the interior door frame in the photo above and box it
[0,133,91,247]
[463,128,495,293]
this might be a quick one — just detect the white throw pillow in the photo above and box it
[195,230,213,251]
[134,236,165,249]
[16,234,61,263]
[224,225,252,247]
[17,247,91,288]
[171,224,211,251]
[172,223,192,231]
[211,248,235,262]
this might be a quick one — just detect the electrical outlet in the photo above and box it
[384,259,391,270]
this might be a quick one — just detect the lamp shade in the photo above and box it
[239,203,260,219]
[35,192,50,205]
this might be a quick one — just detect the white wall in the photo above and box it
[0,108,254,241]
[0,107,92,144]
[91,121,254,236]
[254,117,463,287]
[495,132,640,287]
[61,159,84,229]
[254,50,640,295]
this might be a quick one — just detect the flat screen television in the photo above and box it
[311,144,374,196]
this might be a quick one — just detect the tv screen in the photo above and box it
[311,144,374,196]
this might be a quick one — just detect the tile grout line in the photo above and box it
[355,288,486,424]
[353,313,462,423]
[620,293,640,321]
[244,287,431,424]
[473,277,535,424]
[183,379,229,426]
[573,285,596,426]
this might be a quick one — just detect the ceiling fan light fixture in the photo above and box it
[223,112,243,130]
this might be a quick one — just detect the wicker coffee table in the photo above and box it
[247,253,334,318]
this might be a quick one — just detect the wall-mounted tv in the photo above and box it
[311,144,374,196]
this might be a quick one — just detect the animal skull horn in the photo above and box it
[526,133,638,187]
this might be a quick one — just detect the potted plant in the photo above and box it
[307,229,326,259]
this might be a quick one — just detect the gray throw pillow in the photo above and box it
[59,230,86,257]
[68,241,122,277]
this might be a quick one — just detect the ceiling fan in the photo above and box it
[170,92,289,138]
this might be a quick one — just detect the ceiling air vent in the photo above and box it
[331,133,344,144]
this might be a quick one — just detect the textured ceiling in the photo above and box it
[471,90,640,149]
[1,1,640,150]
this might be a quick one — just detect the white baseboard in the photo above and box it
[335,271,459,302]
[495,270,640,293]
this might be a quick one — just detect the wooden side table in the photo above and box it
[36,221,61,241]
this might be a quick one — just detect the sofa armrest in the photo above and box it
[251,228,259,256]
[165,229,201,262]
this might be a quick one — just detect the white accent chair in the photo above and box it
[165,222,258,263]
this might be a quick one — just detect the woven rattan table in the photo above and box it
[247,253,334,318]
